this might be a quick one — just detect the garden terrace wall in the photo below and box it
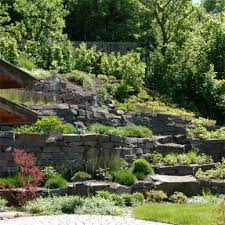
[34,78,96,106]
[190,139,225,161]
[152,164,217,176]
[0,132,161,176]
[30,104,194,136]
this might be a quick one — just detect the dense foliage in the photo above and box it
[147,150,214,166]
[3,1,225,121]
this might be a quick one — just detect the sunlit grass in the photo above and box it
[133,203,217,225]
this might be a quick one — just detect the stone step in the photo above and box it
[155,142,186,153]
[133,175,200,196]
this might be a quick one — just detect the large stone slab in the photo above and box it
[146,175,200,196]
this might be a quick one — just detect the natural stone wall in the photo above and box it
[0,132,162,176]
[30,103,194,136]
[34,77,96,106]
[190,139,225,161]
[153,164,217,176]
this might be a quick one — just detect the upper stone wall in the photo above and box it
[30,103,194,136]
[34,77,96,106]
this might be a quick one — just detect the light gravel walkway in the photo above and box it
[0,215,171,225]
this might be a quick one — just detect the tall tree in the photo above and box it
[65,0,144,41]
[0,2,19,62]
[202,0,225,13]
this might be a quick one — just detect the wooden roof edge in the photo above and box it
[0,58,37,88]
[0,96,38,120]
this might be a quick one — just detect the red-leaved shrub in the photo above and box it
[13,149,43,204]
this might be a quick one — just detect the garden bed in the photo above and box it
[152,163,217,176]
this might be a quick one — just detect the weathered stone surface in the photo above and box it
[153,164,217,176]
[146,175,200,196]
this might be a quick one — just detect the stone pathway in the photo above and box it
[0,215,170,225]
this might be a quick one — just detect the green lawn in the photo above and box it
[133,203,217,225]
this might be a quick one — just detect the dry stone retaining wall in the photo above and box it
[30,104,194,136]
[0,133,160,176]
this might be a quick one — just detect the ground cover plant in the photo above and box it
[14,116,77,134]
[96,191,144,207]
[116,90,195,117]
[196,160,225,180]
[23,192,144,216]
[0,176,22,188]
[147,150,214,166]
[0,197,8,212]
[88,123,152,138]
[133,203,217,225]
[187,125,225,140]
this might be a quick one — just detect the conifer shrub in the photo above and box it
[114,170,136,186]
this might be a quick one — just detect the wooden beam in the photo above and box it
[0,59,37,89]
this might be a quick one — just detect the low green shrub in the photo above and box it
[132,192,145,205]
[147,150,213,166]
[121,193,133,206]
[88,123,152,138]
[45,175,68,189]
[96,191,144,207]
[111,125,152,138]
[42,166,58,180]
[0,197,8,212]
[187,125,225,140]
[0,176,22,187]
[114,170,136,186]
[14,116,77,134]
[133,159,154,175]
[146,190,168,203]
[169,192,188,204]
[196,160,225,180]
[72,172,92,182]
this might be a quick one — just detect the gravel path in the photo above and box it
[0,215,170,225]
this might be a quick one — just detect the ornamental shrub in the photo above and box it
[111,125,152,138]
[72,172,92,182]
[14,116,77,134]
[13,149,44,204]
[169,192,188,204]
[133,159,154,175]
[146,190,168,203]
[114,170,136,186]
[45,175,68,189]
